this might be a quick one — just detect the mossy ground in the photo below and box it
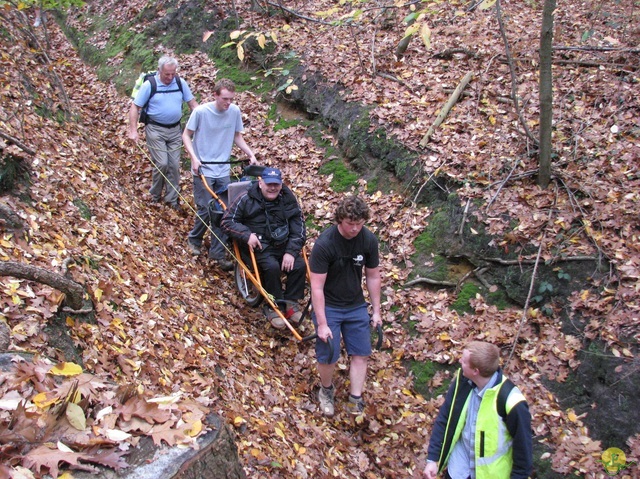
[407,360,455,398]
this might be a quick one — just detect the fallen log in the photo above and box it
[419,71,473,147]
[0,260,85,310]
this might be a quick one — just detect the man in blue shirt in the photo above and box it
[128,56,198,210]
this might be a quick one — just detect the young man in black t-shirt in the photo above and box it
[309,195,382,417]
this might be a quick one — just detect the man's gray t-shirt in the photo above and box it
[185,102,244,179]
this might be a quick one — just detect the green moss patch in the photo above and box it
[406,360,453,398]
[451,283,480,314]
[318,160,359,192]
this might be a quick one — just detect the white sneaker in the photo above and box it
[318,386,335,417]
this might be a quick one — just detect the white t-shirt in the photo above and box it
[185,102,244,178]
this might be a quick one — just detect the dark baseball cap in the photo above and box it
[262,167,282,184]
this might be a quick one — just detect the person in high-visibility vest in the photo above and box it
[423,341,533,479]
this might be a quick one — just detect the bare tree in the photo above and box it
[538,0,556,188]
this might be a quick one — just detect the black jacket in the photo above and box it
[221,182,306,257]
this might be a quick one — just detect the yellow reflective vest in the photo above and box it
[437,370,527,479]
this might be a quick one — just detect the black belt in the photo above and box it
[147,119,181,128]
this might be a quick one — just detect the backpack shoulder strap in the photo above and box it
[147,75,157,101]
[497,378,516,420]
[175,75,183,94]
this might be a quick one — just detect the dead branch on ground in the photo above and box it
[481,255,598,265]
[505,221,546,369]
[0,260,87,311]
[405,277,457,288]
[0,130,36,156]
[419,71,473,147]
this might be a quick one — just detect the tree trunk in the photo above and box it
[538,0,555,188]
[0,260,86,310]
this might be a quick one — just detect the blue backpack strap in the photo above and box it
[497,378,516,420]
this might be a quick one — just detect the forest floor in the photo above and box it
[0,0,638,478]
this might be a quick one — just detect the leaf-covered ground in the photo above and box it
[0,0,638,478]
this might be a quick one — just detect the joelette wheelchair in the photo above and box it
[201,165,314,342]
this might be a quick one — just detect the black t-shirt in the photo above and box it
[309,224,379,308]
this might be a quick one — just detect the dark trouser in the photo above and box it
[188,175,230,260]
[444,471,470,479]
[252,244,306,304]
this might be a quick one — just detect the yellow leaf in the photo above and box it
[230,30,242,40]
[479,0,497,9]
[622,348,633,358]
[237,44,245,61]
[489,115,496,125]
[567,410,578,422]
[611,348,621,357]
[274,426,286,441]
[257,33,266,49]
[420,23,431,49]
[234,416,246,427]
[33,391,59,409]
[66,402,86,431]
[139,293,148,303]
[185,420,202,436]
[58,472,75,479]
[49,362,83,376]
[402,388,413,396]
[404,23,420,38]
[271,31,278,43]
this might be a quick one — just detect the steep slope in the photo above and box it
[0,1,638,478]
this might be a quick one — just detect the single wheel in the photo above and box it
[234,263,263,307]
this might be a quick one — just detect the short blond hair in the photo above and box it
[464,341,500,377]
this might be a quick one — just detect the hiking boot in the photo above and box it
[265,308,286,329]
[187,241,201,256]
[167,202,181,212]
[345,395,365,415]
[211,258,233,271]
[318,386,335,417]
[285,302,303,323]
